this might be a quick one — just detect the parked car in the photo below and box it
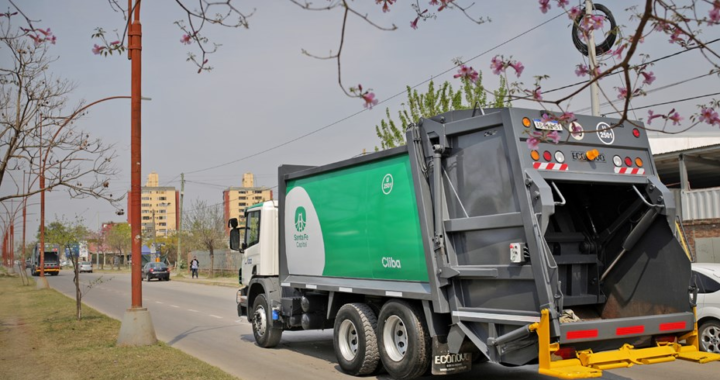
[78,261,93,273]
[691,263,720,353]
[142,262,170,281]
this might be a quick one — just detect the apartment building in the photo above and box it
[127,172,179,237]
[223,173,273,233]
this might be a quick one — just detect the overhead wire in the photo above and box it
[601,91,720,115]
[178,11,567,176]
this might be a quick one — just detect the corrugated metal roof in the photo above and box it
[649,134,720,155]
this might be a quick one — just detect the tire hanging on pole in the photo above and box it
[571,3,617,56]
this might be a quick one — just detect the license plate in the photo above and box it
[533,119,562,131]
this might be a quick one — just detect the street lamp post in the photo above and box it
[117,0,157,346]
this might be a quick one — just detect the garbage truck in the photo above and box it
[228,107,720,379]
[30,243,61,276]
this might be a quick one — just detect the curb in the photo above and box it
[171,276,239,288]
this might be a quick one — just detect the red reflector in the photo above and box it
[632,128,640,138]
[656,335,677,343]
[543,151,552,161]
[150,269,154,273]
[624,157,633,167]
[659,321,687,331]
[616,325,644,336]
[566,329,598,340]
[554,347,577,360]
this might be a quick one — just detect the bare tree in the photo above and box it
[184,199,225,278]
[0,14,119,204]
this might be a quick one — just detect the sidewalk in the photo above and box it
[172,273,240,288]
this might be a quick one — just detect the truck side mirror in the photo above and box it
[229,227,246,252]
[228,218,239,229]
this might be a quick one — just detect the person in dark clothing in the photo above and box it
[190,256,199,279]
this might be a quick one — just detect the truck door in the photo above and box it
[242,209,262,283]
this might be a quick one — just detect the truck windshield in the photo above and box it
[43,252,59,263]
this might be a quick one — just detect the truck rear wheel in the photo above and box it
[333,303,380,376]
[377,300,430,380]
[252,294,282,348]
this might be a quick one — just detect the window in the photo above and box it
[239,202,247,206]
[158,196,167,201]
[141,203,151,207]
[157,210,167,214]
[141,196,151,201]
[142,216,151,221]
[239,196,247,200]
[245,211,261,248]
[692,271,720,294]
[158,223,167,227]
[239,191,246,194]
[254,191,262,194]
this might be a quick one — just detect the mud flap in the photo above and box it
[601,219,691,319]
[431,337,473,375]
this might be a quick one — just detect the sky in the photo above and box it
[2,0,719,242]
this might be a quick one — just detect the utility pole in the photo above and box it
[22,171,27,274]
[586,0,601,116]
[177,173,184,273]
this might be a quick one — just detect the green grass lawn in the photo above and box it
[0,273,238,380]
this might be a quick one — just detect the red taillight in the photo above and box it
[554,347,577,360]
[624,157,633,167]
[659,321,686,331]
[616,325,644,336]
[632,128,640,138]
[543,151,552,161]
[150,268,154,273]
[566,329,598,340]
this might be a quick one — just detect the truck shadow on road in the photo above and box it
[167,324,239,346]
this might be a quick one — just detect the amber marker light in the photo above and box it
[585,149,600,161]
[522,117,532,128]
[635,157,644,167]
[531,150,540,161]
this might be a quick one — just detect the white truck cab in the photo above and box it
[238,201,279,286]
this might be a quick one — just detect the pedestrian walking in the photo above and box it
[190,256,199,279]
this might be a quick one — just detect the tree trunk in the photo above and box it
[210,247,214,278]
[72,254,82,321]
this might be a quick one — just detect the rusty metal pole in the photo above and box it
[117,0,156,346]
[129,6,143,309]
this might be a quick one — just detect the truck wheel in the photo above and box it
[377,300,430,380]
[699,321,720,353]
[334,303,380,376]
[252,294,282,348]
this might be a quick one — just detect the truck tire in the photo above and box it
[699,320,720,353]
[377,300,430,380]
[252,294,282,348]
[333,303,380,376]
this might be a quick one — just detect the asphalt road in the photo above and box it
[42,270,719,380]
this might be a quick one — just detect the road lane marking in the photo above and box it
[209,315,223,319]
[188,309,198,312]
[155,301,163,304]
[170,305,179,308]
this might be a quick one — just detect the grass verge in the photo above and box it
[0,275,238,380]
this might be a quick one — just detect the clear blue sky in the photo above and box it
[2,0,719,240]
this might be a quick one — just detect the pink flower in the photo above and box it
[647,110,663,125]
[612,44,626,60]
[110,40,120,45]
[363,92,379,109]
[539,0,551,14]
[669,28,684,44]
[547,130,560,144]
[556,0,569,7]
[541,113,554,123]
[559,111,575,121]
[92,44,104,55]
[181,34,192,45]
[710,8,720,24]
[640,71,656,86]
[509,61,524,77]
[490,56,504,75]
[575,64,589,77]
[527,136,541,150]
[669,112,682,126]
[571,122,583,134]
[376,0,395,13]
[699,108,720,125]
[591,15,605,29]
[568,6,581,20]
[616,87,628,99]
[532,87,542,101]
[411,17,419,29]
[453,65,479,83]
[430,0,439,5]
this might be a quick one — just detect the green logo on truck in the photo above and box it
[295,207,307,232]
